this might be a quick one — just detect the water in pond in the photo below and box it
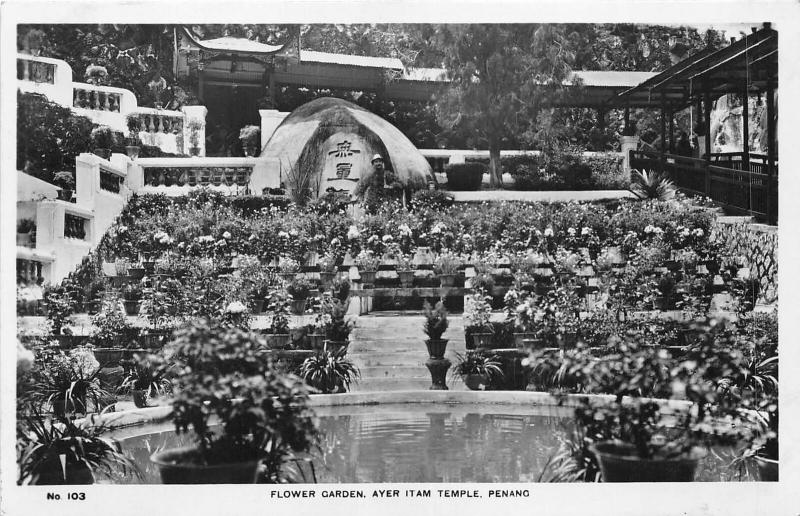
[105,404,752,483]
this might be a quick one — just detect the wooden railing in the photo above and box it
[17,57,56,84]
[630,150,777,224]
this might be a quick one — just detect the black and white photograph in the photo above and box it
[1,2,797,515]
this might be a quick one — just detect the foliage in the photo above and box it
[452,351,503,380]
[90,295,139,347]
[286,278,313,300]
[118,353,173,397]
[266,292,291,335]
[299,349,360,394]
[316,296,356,342]
[90,125,117,149]
[629,169,677,201]
[431,24,574,186]
[422,300,449,340]
[409,189,455,211]
[16,406,139,485]
[238,125,261,146]
[17,218,36,233]
[433,250,461,275]
[445,162,485,191]
[165,320,318,480]
[464,292,494,333]
[17,92,94,182]
[30,346,110,416]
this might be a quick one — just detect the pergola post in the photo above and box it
[766,84,776,224]
[741,87,750,171]
[703,90,712,195]
[668,106,675,154]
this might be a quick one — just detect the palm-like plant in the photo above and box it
[118,353,173,399]
[299,349,360,394]
[629,169,677,201]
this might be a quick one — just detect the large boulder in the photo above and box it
[258,97,433,198]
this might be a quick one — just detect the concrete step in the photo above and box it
[352,376,467,392]
[357,365,430,379]
[350,349,464,367]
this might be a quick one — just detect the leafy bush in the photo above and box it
[422,300,449,340]
[17,92,94,183]
[90,125,117,149]
[410,189,455,211]
[300,349,360,394]
[445,162,485,191]
[165,320,318,481]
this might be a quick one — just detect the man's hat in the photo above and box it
[371,154,384,163]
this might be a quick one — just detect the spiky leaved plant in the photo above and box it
[422,300,449,340]
[299,349,360,394]
[629,169,677,201]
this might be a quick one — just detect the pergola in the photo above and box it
[612,24,778,224]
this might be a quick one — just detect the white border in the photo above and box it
[2,2,799,515]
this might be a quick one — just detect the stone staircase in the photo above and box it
[349,312,468,392]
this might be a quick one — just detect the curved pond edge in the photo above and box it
[89,390,693,432]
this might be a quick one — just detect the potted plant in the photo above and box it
[286,278,313,315]
[84,64,108,86]
[187,119,203,156]
[396,253,415,288]
[118,353,173,408]
[278,257,300,283]
[32,346,111,417]
[122,283,143,316]
[422,300,450,390]
[17,218,36,247]
[354,250,380,286]
[125,114,142,159]
[151,320,318,483]
[53,171,75,202]
[562,319,759,482]
[422,300,449,359]
[464,292,494,350]
[317,296,356,353]
[238,125,261,157]
[299,348,360,394]
[17,407,139,485]
[90,125,117,160]
[434,251,461,287]
[264,293,291,350]
[507,292,538,349]
[452,351,503,391]
[317,251,338,290]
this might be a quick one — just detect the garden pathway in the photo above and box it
[349,312,469,392]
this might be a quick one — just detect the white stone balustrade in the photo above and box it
[17,53,205,156]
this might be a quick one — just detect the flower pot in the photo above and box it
[324,340,349,354]
[189,147,201,157]
[471,332,494,350]
[128,267,146,280]
[513,332,536,349]
[425,338,449,360]
[125,145,141,160]
[319,272,336,290]
[359,270,377,285]
[754,456,778,481]
[652,297,669,311]
[266,333,291,350]
[93,148,112,160]
[464,373,489,391]
[131,389,150,408]
[398,270,415,288]
[307,333,326,351]
[123,300,141,316]
[93,348,125,367]
[439,274,456,287]
[251,298,266,314]
[590,442,706,482]
[33,456,95,485]
[290,298,308,315]
[151,446,262,484]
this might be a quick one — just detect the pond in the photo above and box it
[104,403,753,484]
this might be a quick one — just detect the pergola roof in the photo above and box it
[613,25,778,109]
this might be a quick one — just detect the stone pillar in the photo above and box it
[620,135,640,176]
[249,157,281,194]
[75,153,99,209]
[259,109,289,149]
[182,105,208,157]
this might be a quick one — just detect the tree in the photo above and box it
[428,24,574,187]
